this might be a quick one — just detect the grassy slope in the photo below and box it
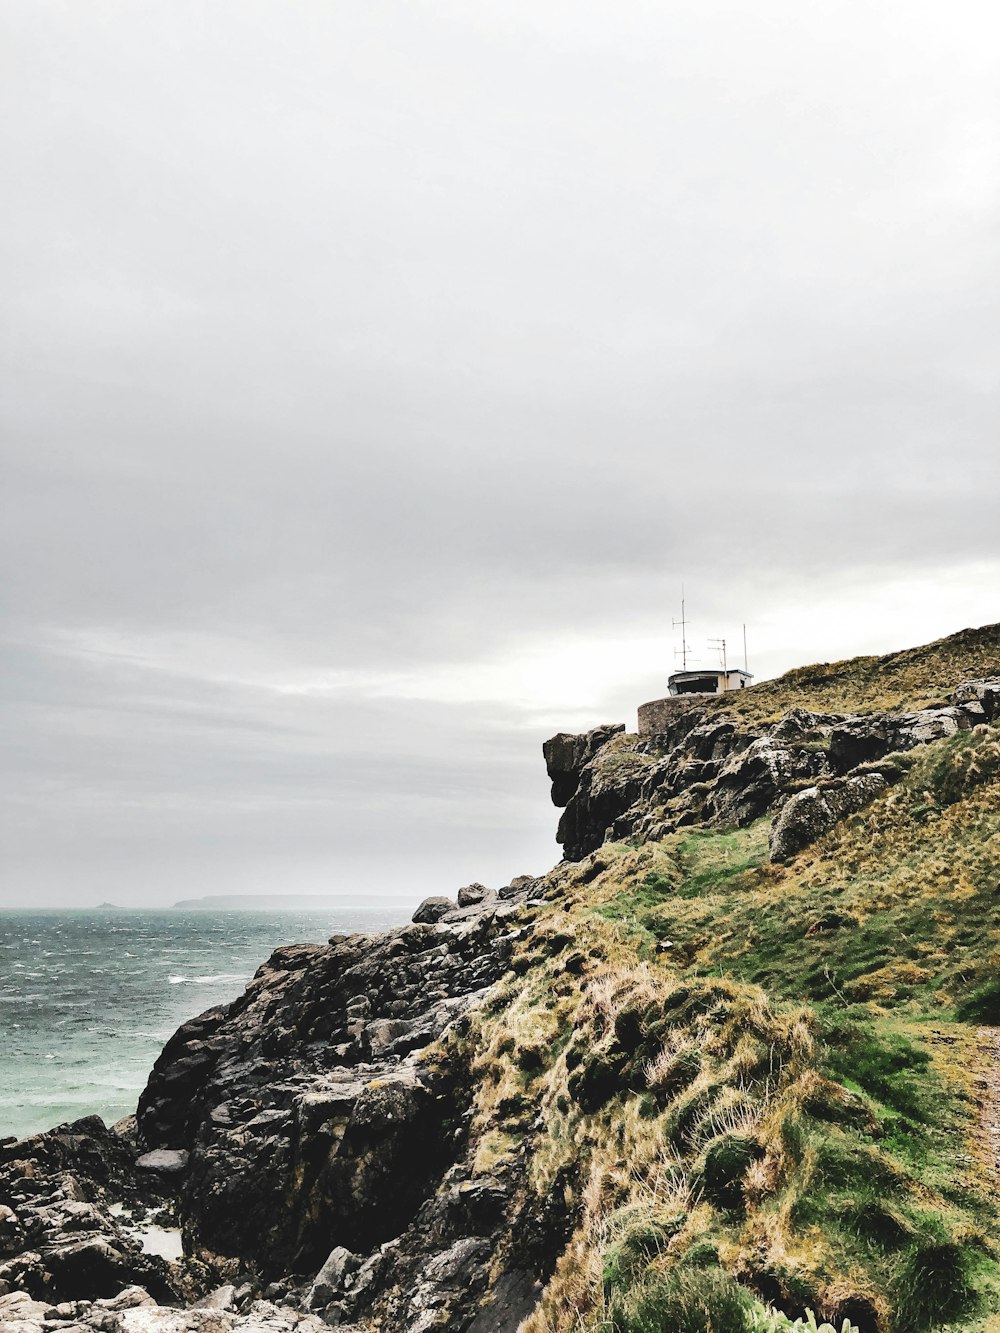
[686,621,1000,723]
[435,626,1000,1333]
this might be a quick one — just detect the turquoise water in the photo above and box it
[0,907,407,1141]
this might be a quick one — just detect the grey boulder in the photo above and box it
[770,773,889,862]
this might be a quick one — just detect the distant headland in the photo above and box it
[170,893,396,911]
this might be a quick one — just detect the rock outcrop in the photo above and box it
[138,908,526,1281]
[542,725,625,809]
[768,772,890,862]
[0,1284,331,1333]
[543,681,999,864]
[0,1116,186,1308]
[156,874,565,1331]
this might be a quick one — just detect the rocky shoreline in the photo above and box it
[2,670,998,1333]
[0,881,555,1333]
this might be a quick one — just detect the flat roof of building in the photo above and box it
[668,667,753,680]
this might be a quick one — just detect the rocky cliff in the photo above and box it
[544,679,999,863]
[0,884,565,1333]
[2,624,1000,1333]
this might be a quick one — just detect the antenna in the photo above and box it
[672,585,690,671]
[709,636,728,675]
[743,623,748,674]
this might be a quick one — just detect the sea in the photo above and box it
[0,906,408,1142]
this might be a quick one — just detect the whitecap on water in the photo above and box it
[168,973,244,985]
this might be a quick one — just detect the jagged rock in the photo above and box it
[0,1291,53,1324]
[542,725,625,807]
[0,1117,139,1201]
[94,1285,158,1311]
[499,874,539,900]
[192,1284,236,1311]
[457,883,495,908]
[0,1118,181,1306]
[546,680,1000,862]
[0,1203,24,1257]
[769,708,841,741]
[953,677,1000,719]
[111,1116,140,1147]
[547,709,815,860]
[466,1269,544,1333]
[705,735,803,827]
[553,735,654,861]
[135,899,535,1285]
[137,1011,231,1149]
[829,709,956,771]
[422,1235,490,1283]
[827,695,995,774]
[113,1302,325,1332]
[769,774,890,861]
[411,896,456,923]
[305,1246,360,1308]
[116,1312,231,1333]
[136,1151,189,1176]
[7,672,998,1333]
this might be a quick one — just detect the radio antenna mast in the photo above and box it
[672,586,690,670]
[709,636,728,675]
[743,623,749,673]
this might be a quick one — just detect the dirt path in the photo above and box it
[974,1026,1000,1189]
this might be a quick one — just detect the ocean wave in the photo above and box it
[168,973,244,985]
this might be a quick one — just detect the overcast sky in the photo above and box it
[2,1,998,908]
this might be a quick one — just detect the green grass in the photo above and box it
[603,1266,760,1333]
[615,727,1000,1024]
[674,823,770,898]
[956,976,1000,1025]
[702,621,1000,724]
[454,647,1000,1333]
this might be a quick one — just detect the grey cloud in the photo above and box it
[2,0,997,905]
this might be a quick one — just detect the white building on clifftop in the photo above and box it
[667,667,753,696]
[637,666,755,735]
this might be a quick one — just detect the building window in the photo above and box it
[674,675,720,695]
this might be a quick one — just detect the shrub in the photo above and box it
[682,1238,721,1268]
[812,1138,902,1194]
[665,1083,718,1150]
[891,1237,975,1331]
[602,1211,679,1296]
[640,870,676,898]
[835,1193,913,1250]
[955,974,1000,1024]
[779,1111,807,1164]
[568,1050,627,1111]
[516,1043,546,1073]
[606,1267,756,1333]
[797,1075,873,1131]
[646,1044,702,1100]
[698,1135,763,1211]
[748,1312,861,1333]
[917,728,1000,807]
